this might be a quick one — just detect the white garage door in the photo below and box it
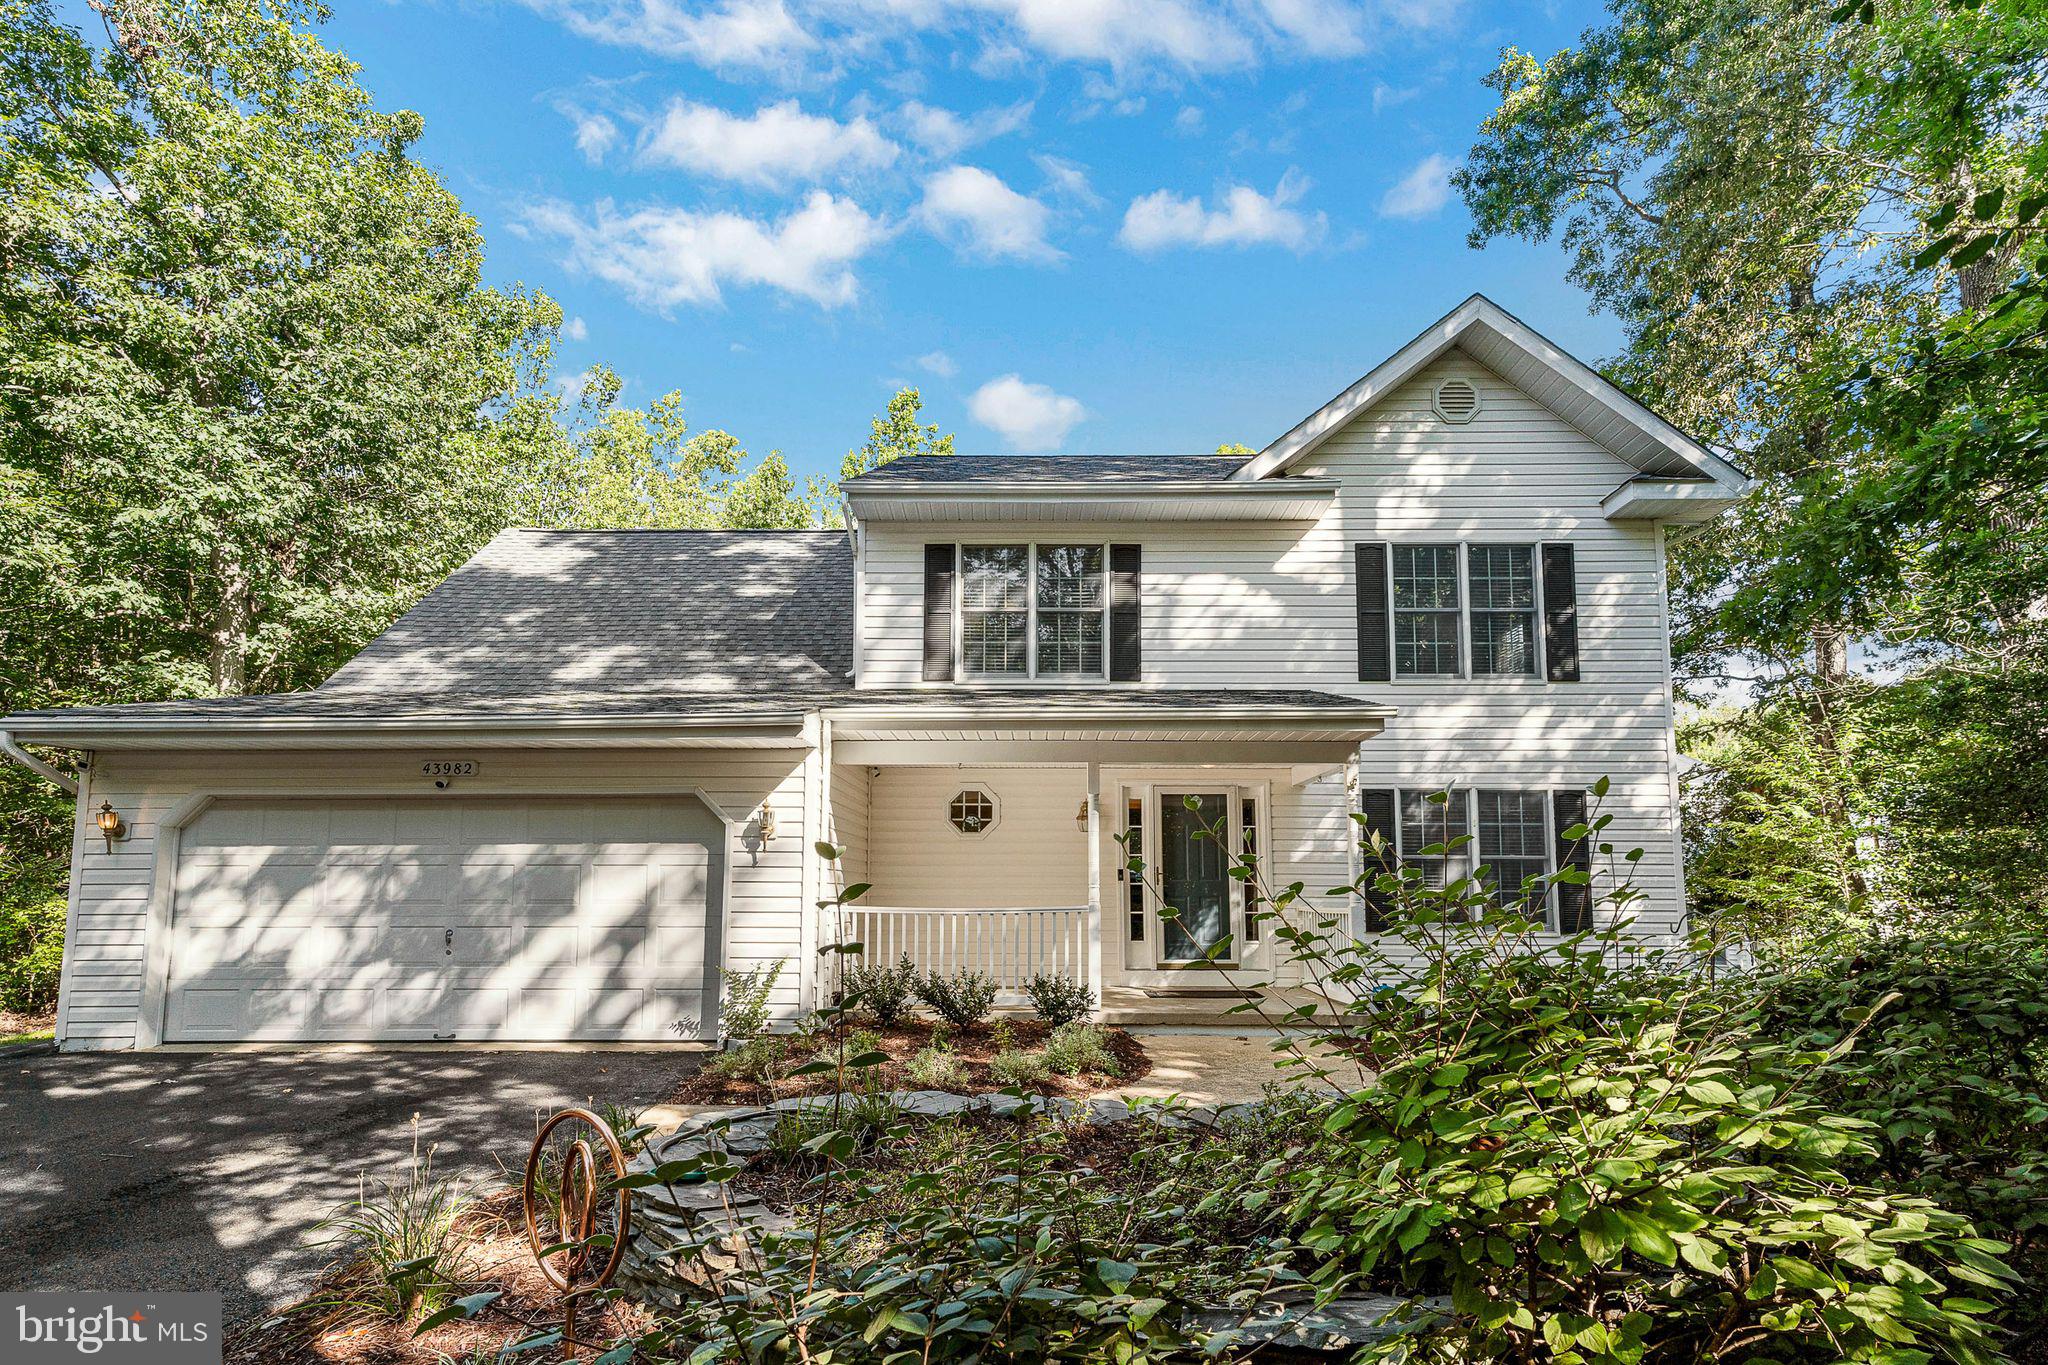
[162,796,723,1043]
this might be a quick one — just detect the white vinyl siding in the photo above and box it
[855,351,1688,943]
[54,747,812,1051]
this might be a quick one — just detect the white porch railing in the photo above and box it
[842,905,1091,989]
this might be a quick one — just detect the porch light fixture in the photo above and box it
[756,804,777,842]
[95,800,126,853]
[1075,798,1090,831]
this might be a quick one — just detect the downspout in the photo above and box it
[0,732,77,794]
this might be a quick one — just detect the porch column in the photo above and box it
[1085,762,1103,996]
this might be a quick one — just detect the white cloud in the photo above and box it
[1380,152,1455,219]
[639,98,899,187]
[1371,81,1420,114]
[563,315,590,341]
[563,108,619,163]
[1117,170,1325,252]
[1249,0,1366,54]
[521,0,816,69]
[897,99,1033,158]
[1173,104,1204,135]
[917,165,1059,262]
[521,191,889,310]
[969,373,1085,450]
[1031,153,1101,207]
[915,350,958,377]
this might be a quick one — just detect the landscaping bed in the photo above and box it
[0,1006,56,1047]
[226,1189,649,1365]
[670,1018,1151,1104]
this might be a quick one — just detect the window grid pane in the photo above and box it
[1241,796,1261,940]
[1477,789,1551,909]
[1035,545,1105,610]
[1393,544,1463,677]
[1035,612,1103,675]
[962,611,1027,675]
[962,546,1028,609]
[961,545,1029,676]
[1399,789,1471,890]
[1469,546,1536,676]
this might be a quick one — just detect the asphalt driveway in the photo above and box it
[0,1048,705,1322]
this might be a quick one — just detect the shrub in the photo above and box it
[0,864,65,1014]
[843,953,919,1026]
[316,1129,471,1321]
[913,968,996,1027]
[810,1027,883,1072]
[1024,972,1094,1027]
[906,1042,969,1090]
[718,959,784,1044]
[710,1035,789,1084]
[987,1048,1048,1087]
[1042,1023,1119,1077]
[1249,784,2017,1365]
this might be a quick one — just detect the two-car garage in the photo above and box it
[158,795,726,1043]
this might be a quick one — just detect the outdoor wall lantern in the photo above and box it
[755,804,777,842]
[95,800,127,853]
[1074,798,1090,832]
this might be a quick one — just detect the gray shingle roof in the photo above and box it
[844,454,1250,485]
[320,528,855,700]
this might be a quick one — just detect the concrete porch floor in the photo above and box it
[1095,984,1336,1028]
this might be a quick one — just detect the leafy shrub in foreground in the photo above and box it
[1043,1022,1118,1077]
[717,959,784,1044]
[914,968,996,1027]
[1024,972,1094,1026]
[843,952,919,1026]
[1253,786,2017,1365]
[988,1047,1049,1087]
[906,1040,969,1090]
[315,1129,471,1322]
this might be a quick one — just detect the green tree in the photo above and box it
[0,0,564,709]
[839,387,954,481]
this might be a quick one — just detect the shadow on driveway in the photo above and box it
[0,1049,704,1322]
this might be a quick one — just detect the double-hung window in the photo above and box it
[1469,546,1538,676]
[959,543,1107,680]
[1379,787,1562,923]
[1384,543,1545,680]
[1392,545,1462,676]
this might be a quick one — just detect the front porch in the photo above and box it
[817,692,1390,1024]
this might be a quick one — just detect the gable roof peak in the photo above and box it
[1235,294,1748,491]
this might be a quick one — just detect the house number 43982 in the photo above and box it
[421,760,480,778]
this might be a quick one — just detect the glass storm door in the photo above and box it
[1158,792,1233,963]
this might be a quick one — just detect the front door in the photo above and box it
[1116,782,1273,984]
[1158,792,1234,963]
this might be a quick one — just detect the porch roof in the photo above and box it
[824,688,1389,777]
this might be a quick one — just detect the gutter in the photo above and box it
[0,710,814,750]
[0,730,77,794]
[844,478,1338,498]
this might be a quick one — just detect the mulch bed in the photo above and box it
[0,1007,57,1040]
[226,1190,650,1365]
[670,1019,1151,1105]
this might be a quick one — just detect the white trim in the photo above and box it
[1600,478,1747,522]
[133,779,741,1049]
[0,714,814,749]
[53,755,92,1049]
[1237,294,1748,489]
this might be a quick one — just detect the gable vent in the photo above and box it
[1433,377,1481,424]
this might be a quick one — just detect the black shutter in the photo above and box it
[1541,543,1580,682]
[1553,788,1594,933]
[1358,787,1399,932]
[1109,544,1142,682]
[922,544,955,682]
[1356,543,1392,682]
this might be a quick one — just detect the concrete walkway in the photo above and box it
[1101,1030,1369,1106]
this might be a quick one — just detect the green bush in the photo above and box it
[906,1040,969,1090]
[709,1035,790,1084]
[717,959,784,1043]
[1259,786,2016,1364]
[1042,1022,1118,1077]
[987,1048,1049,1087]
[1024,972,1094,1026]
[1750,926,2048,1338]
[843,952,918,1026]
[0,861,66,1014]
[315,1130,471,1322]
[913,968,996,1027]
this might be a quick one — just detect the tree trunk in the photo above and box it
[207,547,251,695]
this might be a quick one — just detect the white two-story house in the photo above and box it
[1,296,1747,1050]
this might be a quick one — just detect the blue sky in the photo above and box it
[319,0,1618,482]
